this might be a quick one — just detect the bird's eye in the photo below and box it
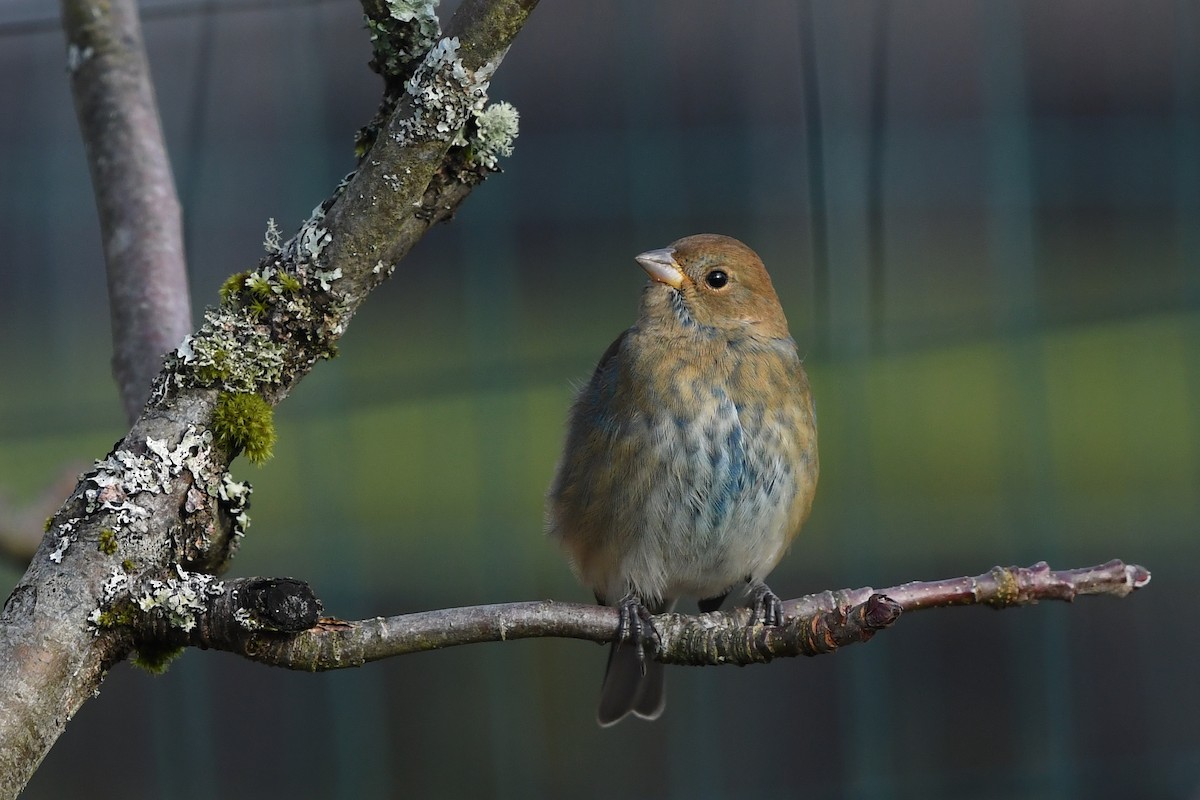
[705,270,729,289]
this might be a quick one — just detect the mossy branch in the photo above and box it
[0,2,539,796]
[118,560,1148,671]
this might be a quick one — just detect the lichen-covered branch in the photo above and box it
[0,2,537,796]
[62,0,192,423]
[122,560,1147,671]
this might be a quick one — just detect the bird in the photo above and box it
[546,233,819,726]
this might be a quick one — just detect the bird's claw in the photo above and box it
[616,594,660,675]
[748,582,784,627]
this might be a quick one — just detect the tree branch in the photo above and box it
[0,2,538,796]
[63,0,193,423]
[119,560,1147,671]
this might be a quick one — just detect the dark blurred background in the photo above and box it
[1,0,1197,797]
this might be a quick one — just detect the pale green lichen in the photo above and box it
[176,307,287,393]
[470,101,520,169]
[366,0,441,80]
[393,37,495,147]
[315,268,343,292]
[136,564,225,633]
[212,392,276,466]
[285,205,332,268]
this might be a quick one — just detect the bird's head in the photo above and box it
[635,234,790,339]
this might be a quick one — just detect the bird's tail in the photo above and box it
[597,641,665,726]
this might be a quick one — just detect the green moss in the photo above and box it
[246,273,273,299]
[121,558,136,573]
[43,516,53,533]
[131,644,185,675]
[212,392,277,465]
[92,603,136,629]
[276,271,303,294]
[247,298,271,320]
[219,271,250,306]
[98,528,118,555]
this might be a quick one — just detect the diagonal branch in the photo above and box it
[63,0,193,423]
[0,2,538,795]
[119,560,1149,671]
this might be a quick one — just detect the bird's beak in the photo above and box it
[635,247,684,290]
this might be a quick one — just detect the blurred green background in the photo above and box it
[1,0,1197,797]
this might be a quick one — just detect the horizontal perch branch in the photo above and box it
[123,559,1148,671]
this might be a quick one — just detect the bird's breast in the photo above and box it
[611,339,813,600]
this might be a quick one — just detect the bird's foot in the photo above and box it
[615,594,660,676]
[747,581,784,627]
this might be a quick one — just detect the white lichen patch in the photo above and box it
[49,536,71,564]
[87,567,133,629]
[80,424,222,568]
[470,101,520,169]
[284,205,333,268]
[66,43,94,73]
[136,564,225,633]
[87,451,171,510]
[176,307,287,392]
[87,426,215,515]
[46,518,79,564]
[262,218,283,254]
[393,37,494,147]
[382,172,403,192]
[217,473,252,539]
[233,606,261,631]
[315,268,343,292]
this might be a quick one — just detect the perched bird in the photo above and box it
[546,234,819,726]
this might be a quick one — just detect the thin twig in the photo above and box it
[129,560,1148,671]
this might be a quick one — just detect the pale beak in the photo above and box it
[635,247,684,290]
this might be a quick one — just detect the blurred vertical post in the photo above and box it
[801,3,897,798]
[463,186,548,797]
[981,4,1076,797]
[1174,0,1200,494]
